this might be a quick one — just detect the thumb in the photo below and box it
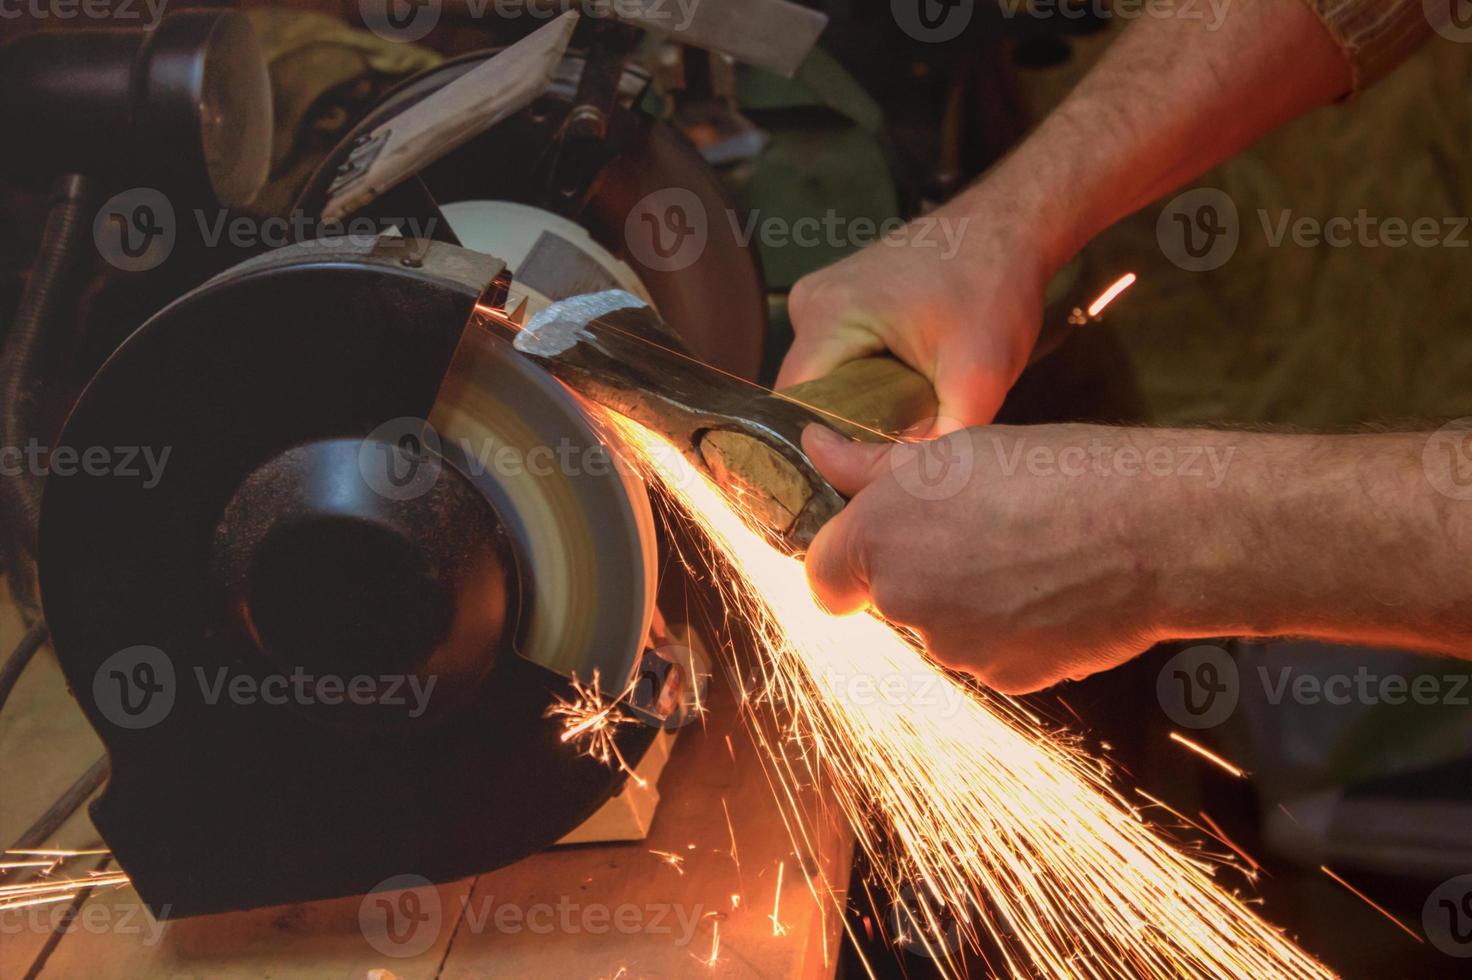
[802,425,896,497]
[804,505,870,616]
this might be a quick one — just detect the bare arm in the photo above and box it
[988,0,1355,271]
[801,425,1472,695]
[782,1,1362,425]
[1168,430,1472,657]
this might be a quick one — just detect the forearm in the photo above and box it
[1156,431,1472,656]
[952,1,1354,271]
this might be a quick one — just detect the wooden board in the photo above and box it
[0,599,853,979]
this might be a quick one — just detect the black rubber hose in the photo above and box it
[6,754,110,854]
[0,618,49,717]
[0,174,96,596]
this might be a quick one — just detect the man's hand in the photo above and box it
[778,1,1353,432]
[801,423,1472,694]
[800,423,1187,694]
[779,203,1051,431]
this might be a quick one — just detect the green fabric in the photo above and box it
[243,11,442,218]
[734,52,900,292]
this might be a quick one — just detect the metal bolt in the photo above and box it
[566,106,609,141]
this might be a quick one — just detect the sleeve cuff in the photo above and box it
[1304,0,1433,97]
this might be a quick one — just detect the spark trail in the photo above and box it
[600,411,1332,980]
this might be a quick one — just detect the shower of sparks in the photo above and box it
[1319,866,1423,943]
[0,850,128,912]
[597,411,1332,980]
[1169,732,1248,779]
[545,669,648,788]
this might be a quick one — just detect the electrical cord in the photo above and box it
[0,173,97,608]
[0,618,49,717]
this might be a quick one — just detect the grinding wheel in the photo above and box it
[37,237,663,917]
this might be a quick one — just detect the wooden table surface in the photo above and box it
[0,600,854,979]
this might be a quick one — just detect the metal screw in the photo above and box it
[566,106,609,141]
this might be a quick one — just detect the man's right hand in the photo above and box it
[777,198,1052,432]
[778,0,1358,433]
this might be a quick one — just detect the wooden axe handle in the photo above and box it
[780,356,938,441]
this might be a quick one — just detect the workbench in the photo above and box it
[0,599,854,979]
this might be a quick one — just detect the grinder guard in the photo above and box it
[38,240,663,918]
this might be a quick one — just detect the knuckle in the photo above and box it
[788,275,845,331]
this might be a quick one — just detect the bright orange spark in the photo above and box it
[1320,866,1423,943]
[601,411,1332,980]
[649,849,686,876]
[1169,731,1248,778]
[700,918,721,967]
[545,669,648,788]
[1197,811,1262,875]
[770,860,788,937]
[1087,272,1138,318]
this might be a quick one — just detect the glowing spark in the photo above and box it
[1169,731,1248,778]
[1320,866,1423,943]
[0,871,130,911]
[1087,272,1138,318]
[730,893,741,910]
[650,849,686,875]
[721,797,741,870]
[600,412,1332,979]
[701,918,721,967]
[546,669,648,788]
[1197,811,1261,875]
[5,849,108,857]
[770,860,788,937]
